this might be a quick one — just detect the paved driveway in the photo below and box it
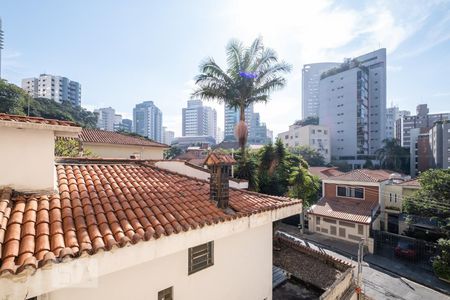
[277,229,449,300]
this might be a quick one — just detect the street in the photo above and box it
[278,231,449,300]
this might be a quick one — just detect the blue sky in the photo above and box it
[2,0,450,136]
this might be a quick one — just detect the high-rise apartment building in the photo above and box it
[302,62,339,119]
[94,107,116,131]
[162,127,175,145]
[396,104,450,148]
[21,74,81,106]
[386,106,399,140]
[115,118,132,133]
[318,49,386,167]
[133,101,163,142]
[182,100,217,139]
[0,18,4,79]
[429,121,450,169]
[319,61,369,168]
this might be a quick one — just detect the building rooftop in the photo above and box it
[328,169,396,183]
[0,159,300,277]
[308,167,344,180]
[0,113,78,128]
[308,196,378,224]
[80,129,168,148]
[397,178,420,187]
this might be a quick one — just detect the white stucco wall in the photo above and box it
[84,143,165,160]
[46,222,273,300]
[0,127,55,192]
[309,215,369,244]
[155,161,248,189]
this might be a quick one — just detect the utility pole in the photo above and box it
[356,239,364,299]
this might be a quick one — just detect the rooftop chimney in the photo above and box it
[0,114,81,193]
[204,152,236,209]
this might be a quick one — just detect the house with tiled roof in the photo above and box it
[307,169,399,244]
[308,166,344,181]
[382,178,420,234]
[0,114,301,300]
[79,129,169,160]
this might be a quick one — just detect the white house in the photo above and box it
[0,114,301,300]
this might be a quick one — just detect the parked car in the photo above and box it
[395,241,417,259]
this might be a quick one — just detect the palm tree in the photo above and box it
[375,138,410,173]
[192,37,291,161]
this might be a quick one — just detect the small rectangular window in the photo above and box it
[330,226,337,235]
[339,228,346,238]
[358,224,364,235]
[188,241,214,275]
[158,287,173,300]
[337,186,347,197]
[316,217,321,225]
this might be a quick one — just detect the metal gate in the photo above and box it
[372,230,438,271]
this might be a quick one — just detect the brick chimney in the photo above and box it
[204,152,236,209]
[0,114,81,192]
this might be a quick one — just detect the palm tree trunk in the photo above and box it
[239,105,247,161]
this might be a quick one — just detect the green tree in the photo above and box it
[164,146,183,159]
[289,146,325,166]
[0,80,98,128]
[433,239,450,280]
[234,149,259,191]
[375,138,410,174]
[192,37,291,163]
[55,139,95,157]
[289,161,321,207]
[403,169,450,233]
[293,116,319,126]
[0,80,28,115]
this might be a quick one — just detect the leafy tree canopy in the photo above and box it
[375,138,410,174]
[403,169,450,233]
[0,80,97,128]
[289,145,325,167]
[293,116,319,126]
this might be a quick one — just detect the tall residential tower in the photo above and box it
[182,100,217,139]
[21,74,81,106]
[302,62,339,119]
[133,101,163,142]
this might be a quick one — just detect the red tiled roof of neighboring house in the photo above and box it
[79,129,169,148]
[308,196,378,224]
[0,113,78,127]
[308,167,344,180]
[328,169,396,183]
[398,178,420,187]
[0,160,300,277]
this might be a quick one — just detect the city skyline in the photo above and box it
[1,1,450,137]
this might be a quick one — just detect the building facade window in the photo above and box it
[358,224,364,235]
[337,186,364,199]
[158,287,173,300]
[188,241,214,275]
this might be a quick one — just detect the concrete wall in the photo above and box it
[309,215,369,244]
[84,143,165,160]
[155,160,248,189]
[46,223,273,300]
[321,268,354,300]
[0,127,55,192]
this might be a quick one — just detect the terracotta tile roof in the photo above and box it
[204,152,236,166]
[328,169,396,183]
[0,161,299,277]
[308,197,378,224]
[0,113,78,127]
[79,129,169,148]
[398,179,420,187]
[308,167,344,180]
